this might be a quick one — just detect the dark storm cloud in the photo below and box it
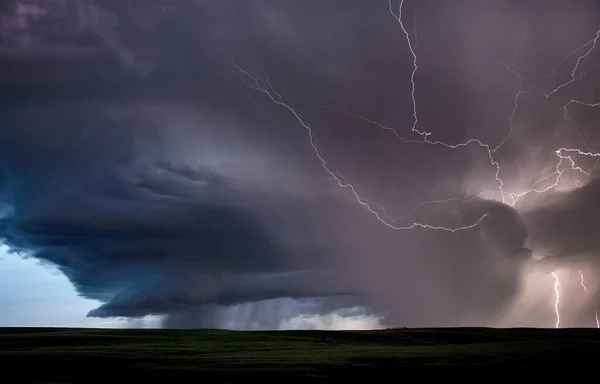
[331,197,531,327]
[0,100,530,327]
[2,0,600,328]
[523,173,600,262]
[0,124,363,319]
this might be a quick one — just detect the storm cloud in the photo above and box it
[2,0,600,329]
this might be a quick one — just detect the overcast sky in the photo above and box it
[2,0,600,329]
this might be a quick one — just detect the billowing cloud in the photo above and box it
[2,0,600,329]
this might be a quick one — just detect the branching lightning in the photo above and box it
[236,0,600,230]
[235,1,600,327]
[234,61,487,232]
[345,1,600,214]
[552,272,561,329]
[577,271,600,328]
[543,27,600,98]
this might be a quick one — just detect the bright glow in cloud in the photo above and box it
[280,312,385,331]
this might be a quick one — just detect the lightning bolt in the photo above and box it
[234,61,487,232]
[552,272,561,329]
[235,2,600,235]
[389,0,426,138]
[579,270,588,292]
[347,2,600,212]
[577,271,600,328]
[544,26,600,98]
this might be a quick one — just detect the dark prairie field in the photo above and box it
[1,327,600,380]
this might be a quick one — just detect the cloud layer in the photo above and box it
[2,0,600,328]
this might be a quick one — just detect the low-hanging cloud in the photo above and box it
[0,100,531,328]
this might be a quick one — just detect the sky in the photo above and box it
[1,0,600,330]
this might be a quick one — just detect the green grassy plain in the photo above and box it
[1,327,600,380]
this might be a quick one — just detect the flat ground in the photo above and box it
[1,327,600,380]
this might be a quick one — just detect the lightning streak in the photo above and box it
[389,0,427,138]
[351,4,600,210]
[236,1,600,233]
[579,270,588,292]
[552,272,560,329]
[544,26,600,97]
[234,62,487,232]
[360,3,600,211]
[577,271,600,329]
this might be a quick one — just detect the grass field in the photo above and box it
[2,327,600,380]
